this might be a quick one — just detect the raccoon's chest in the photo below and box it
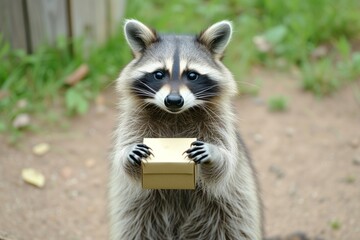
[143,190,196,233]
[141,107,215,138]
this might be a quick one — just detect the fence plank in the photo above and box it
[70,0,107,53]
[108,0,125,35]
[0,0,27,50]
[26,0,68,52]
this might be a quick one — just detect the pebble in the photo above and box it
[253,134,264,144]
[269,164,285,179]
[285,127,296,137]
[85,158,96,168]
[21,168,45,188]
[61,166,73,179]
[289,184,297,197]
[68,190,80,198]
[32,143,50,156]
[12,113,31,128]
[353,156,360,166]
[350,139,359,148]
[252,97,265,106]
[66,178,79,186]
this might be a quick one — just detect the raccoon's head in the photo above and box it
[118,19,237,114]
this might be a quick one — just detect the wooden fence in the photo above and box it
[0,0,125,53]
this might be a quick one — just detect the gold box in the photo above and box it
[142,138,197,190]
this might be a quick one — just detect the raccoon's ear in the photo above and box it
[197,20,232,58]
[124,19,158,56]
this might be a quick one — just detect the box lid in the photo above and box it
[142,138,196,174]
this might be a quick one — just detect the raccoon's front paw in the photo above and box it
[127,144,153,166]
[185,141,211,164]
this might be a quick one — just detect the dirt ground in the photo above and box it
[1,70,360,240]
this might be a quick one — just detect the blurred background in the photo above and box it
[0,0,360,240]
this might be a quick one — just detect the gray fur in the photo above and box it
[109,20,263,240]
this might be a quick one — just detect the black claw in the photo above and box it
[127,143,154,166]
[132,150,144,157]
[189,150,206,159]
[137,144,151,150]
[186,146,203,154]
[129,154,141,165]
[191,141,204,147]
[194,154,209,164]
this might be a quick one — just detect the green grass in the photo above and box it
[329,219,341,230]
[268,95,288,112]
[0,33,130,137]
[126,0,360,95]
[1,0,360,136]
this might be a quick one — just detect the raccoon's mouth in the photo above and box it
[166,108,183,113]
[163,94,185,113]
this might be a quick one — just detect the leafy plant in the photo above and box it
[0,31,129,135]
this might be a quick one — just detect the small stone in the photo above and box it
[66,178,79,186]
[311,191,319,199]
[353,156,360,166]
[269,165,285,179]
[285,127,295,137]
[32,143,50,156]
[21,168,45,188]
[253,134,263,144]
[61,167,73,179]
[252,97,265,105]
[85,158,96,168]
[12,113,31,128]
[68,190,79,198]
[289,184,297,197]
[349,139,359,148]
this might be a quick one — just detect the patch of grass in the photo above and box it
[329,219,341,230]
[344,175,356,184]
[300,59,340,96]
[268,95,288,112]
[0,32,130,136]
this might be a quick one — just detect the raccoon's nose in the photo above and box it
[164,94,184,109]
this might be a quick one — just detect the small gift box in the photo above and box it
[142,138,197,190]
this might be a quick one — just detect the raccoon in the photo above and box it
[109,19,262,240]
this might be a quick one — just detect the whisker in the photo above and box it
[131,87,155,98]
[137,81,157,94]
[194,84,220,96]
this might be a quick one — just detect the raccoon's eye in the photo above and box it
[187,71,199,81]
[153,71,165,80]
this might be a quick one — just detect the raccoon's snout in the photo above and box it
[164,93,184,111]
